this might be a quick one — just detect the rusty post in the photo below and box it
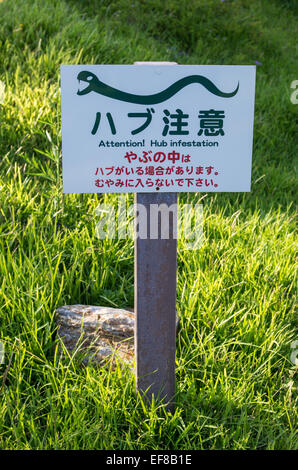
[134,192,177,410]
[134,62,178,411]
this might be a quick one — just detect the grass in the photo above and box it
[0,0,297,450]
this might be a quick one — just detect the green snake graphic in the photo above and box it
[77,71,239,103]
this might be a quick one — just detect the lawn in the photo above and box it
[0,0,297,450]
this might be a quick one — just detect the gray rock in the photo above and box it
[56,304,179,367]
[56,305,135,366]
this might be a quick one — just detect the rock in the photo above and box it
[55,305,179,367]
[56,305,135,366]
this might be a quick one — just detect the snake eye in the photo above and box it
[87,75,93,81]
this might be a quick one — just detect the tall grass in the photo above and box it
[0,0,297,449]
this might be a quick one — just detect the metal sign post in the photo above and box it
[135,191,177,410]
[134,62,178,411]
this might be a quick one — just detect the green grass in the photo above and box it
[0,0,297,450]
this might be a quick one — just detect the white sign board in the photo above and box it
[61,65,255,193]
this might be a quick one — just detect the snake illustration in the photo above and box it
[77,71,239,103]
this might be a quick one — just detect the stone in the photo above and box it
[55,304,179,367]
[56,305,135,366]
